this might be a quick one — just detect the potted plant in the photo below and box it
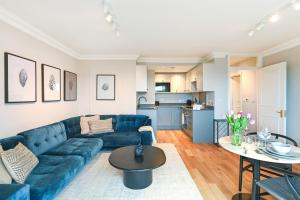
[226,111,255,146]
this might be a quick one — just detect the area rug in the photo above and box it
[55,143,203,200]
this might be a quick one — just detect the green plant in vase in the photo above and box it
[226,111,255,146]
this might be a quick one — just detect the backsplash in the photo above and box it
[155,93,192,104]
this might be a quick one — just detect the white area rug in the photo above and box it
[56,144,203,200]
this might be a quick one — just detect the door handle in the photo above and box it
[276,110,284,118]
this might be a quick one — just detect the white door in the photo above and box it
[258,62,287,135]
[231,75,241,113]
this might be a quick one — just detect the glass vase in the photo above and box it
[230,130,244,146]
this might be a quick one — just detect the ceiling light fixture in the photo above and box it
[255,23,265,31]
[248,30,255,37]
[247,0,300,37]
[293,2,300,10]
[269,13,280,23]
[102,0,121,36]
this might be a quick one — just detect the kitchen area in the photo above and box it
[136,61,227,144]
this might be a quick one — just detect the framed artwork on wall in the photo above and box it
[96,74,115,100]
[41,64,61,102]
[4,52,37,103]
[64,70,77,101]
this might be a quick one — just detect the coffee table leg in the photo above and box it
[123,170,153,189]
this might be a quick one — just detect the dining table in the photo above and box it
[219,136,300,200]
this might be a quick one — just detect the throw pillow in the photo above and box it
[0,145,12,184]
[80,115,99,134]
[1,143,39,184]
[88,118,113,133]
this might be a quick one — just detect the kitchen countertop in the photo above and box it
[137,104,214,111]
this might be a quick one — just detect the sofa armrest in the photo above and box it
[0,184,30,200]
[144,118,152,126]
[139,130,153,145]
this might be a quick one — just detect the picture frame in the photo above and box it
[64,70,77,101]
[4,52,37,103]
[96,74,115,100]
[42,64,61,102]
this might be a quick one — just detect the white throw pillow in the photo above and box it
[80,115,99,134]
[0,145,12,184]
[1,143,39,184]
[88,118,113,133]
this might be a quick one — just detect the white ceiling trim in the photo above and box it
[137,57,202,64]
[0,6,80,58]
[260,35,300,57]
[78,54,140,61]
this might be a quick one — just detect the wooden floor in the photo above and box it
[157,130,300,200]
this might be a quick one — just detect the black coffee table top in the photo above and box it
[109,145,166,171]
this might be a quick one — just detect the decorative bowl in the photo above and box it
[271,142,292,154]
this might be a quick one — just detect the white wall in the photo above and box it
[80,60,137,115]
[0,21,84,138]
[203,57,229,119]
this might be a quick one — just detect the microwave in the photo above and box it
[155,82,171,92]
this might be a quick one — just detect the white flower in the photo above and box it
[247,113,251,119]
[237,114,241,118]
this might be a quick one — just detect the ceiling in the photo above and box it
[0,0,300,57]
[148,65,195,73]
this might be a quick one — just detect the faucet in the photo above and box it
[137,96,147,108]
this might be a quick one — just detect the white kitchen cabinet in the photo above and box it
[155,73,186,92]
[136,65,148,92]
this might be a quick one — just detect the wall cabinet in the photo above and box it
[155,74,186,92]
[157,106,181,130]
[136,65,148,92]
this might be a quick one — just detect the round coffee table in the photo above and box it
[109,145,166,190]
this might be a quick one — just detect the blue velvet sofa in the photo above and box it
[61,114,153,148]
[0,114,153,200]
[0,122,103,200]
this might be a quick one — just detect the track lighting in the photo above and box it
[255,23,265,31]
[293,2,300,10]
[269,14,280,23]
[248,30,255,37]
[102,0,120,36]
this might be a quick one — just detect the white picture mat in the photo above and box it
[7,54,36,102]
[43,66,61,101]
[97,75,115,100]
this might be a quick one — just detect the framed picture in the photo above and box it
[42,64,61,102]
[4,52,37,103]
[96,74,115,100]
[64,70,77,101]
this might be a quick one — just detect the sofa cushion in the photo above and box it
[0,136,25,151]
[18,122,67,156]
[25,155,84,200]
[0,184,30,200]
[61,116,81,139]
[80,131,141,148]
[116,115,149,132]
[45,138,103,163]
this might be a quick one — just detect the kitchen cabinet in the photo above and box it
[136,65,147,92]
[182,108,214,144]
[155,74,186,93]
[157,106,182,130]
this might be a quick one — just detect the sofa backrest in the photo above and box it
[115,115,149,132]
[18,122,67,155]
[61,116,81,139]
[0,135,25,150]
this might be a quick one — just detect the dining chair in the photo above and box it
[238,132,298,192]
[254,172,300,200]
